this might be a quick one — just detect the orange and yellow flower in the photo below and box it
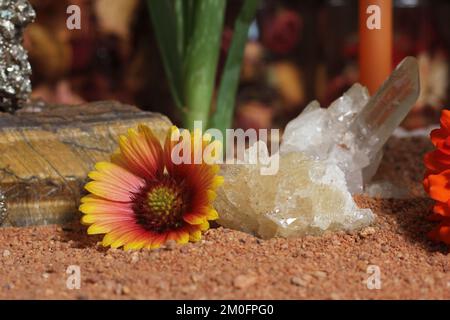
[80,124,223,250]
[423,109,450,245]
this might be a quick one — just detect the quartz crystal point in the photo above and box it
[216,142,374,239]
[281,56,420,193]
[350,57,420,159]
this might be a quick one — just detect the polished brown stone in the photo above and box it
[0,100,171,227]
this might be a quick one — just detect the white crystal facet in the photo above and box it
[280,84,371,193]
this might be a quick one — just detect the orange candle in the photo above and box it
[359,0,393,94]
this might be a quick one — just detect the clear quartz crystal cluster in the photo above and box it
[216,142,374,239]
[0,0,35,112]
[216,57,420,238]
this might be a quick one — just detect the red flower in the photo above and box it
[80,125,223,250]
[262,10,302,55]
[423,109,450,245]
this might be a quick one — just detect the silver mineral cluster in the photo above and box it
[0,0,35,112]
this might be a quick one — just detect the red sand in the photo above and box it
[0,136,449,299]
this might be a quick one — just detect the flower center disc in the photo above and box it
[147,186,180,217]
[132,177,187,233]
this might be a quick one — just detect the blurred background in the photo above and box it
[25,0,450,131]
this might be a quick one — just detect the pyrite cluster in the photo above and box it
[0,0,35,112]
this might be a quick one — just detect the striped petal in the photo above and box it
[116,127,163,180]
[148,233,167,249]
[89,162,144,194]
[183,212,207,225]
[85,181,133,202]
[79,197,133,215]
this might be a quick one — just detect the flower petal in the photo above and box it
[163,126,181,174]
[89,162,145,194]
[207,190,217,202]
[438,224,450,244]
[176,230,190,244]
[440,110,450,133]
[79,198,133,215]
[81,214,135,225]
[149,233,167,249]
[116,126,163,180]
[424,150,450,174]
[199,220,210,231]
[206,208,219,220]
[189,229,202,242]
[110,228,145,249]
[87,223,111,235]
[127,230,156,250]
[85,181,133,202]
[429,222,450,245]
[428,171,450,203]
[213,176,224,189]
[430,128,447,148]
[102,233,117,247]
[183,212,207,225]
[433,202,450,218]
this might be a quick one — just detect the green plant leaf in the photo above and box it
[182,0,196,53]
[183,0,226,130]
[173,0,185,58]
[210,0,260,134]
[147,0,184,109]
